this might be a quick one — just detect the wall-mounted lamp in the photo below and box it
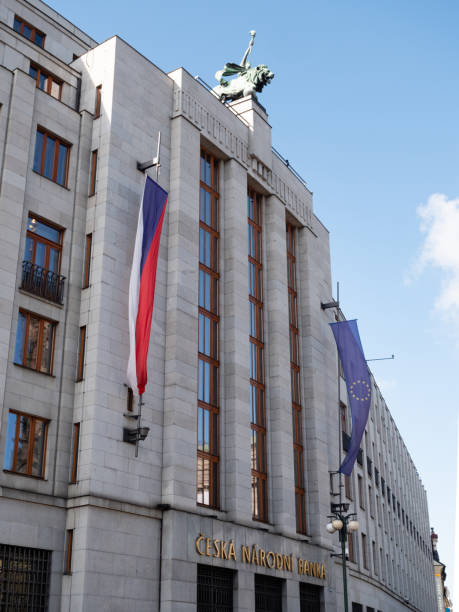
[123,426,150,444]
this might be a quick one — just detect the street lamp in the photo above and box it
[326,502,359,612]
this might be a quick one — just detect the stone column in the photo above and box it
[222,158,252,522]
[161,115,200,509]
[264,194,296,533]
[283,578,300,612]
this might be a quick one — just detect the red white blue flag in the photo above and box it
[127,176,167,395]
[330,319,371,475]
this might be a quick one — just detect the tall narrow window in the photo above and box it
[89,150,98,196]
[70,423,80,483]
[83,233,92,289]
[33,127,70,187]
[348,532,355,562]
[21,214,64,304]
[286,222,306,533]
[76,326,86,382]
[361,533,368,569]
[64,530,73,574]
[248,190,267,522]
[196,150,220,509]
[94,85,102,118]
[358,475,365,509]
[14,310,56,374]
[4,411,48,477]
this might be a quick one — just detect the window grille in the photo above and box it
[299,582,321,611]
[197,564,233,612]
[255,575,283,612]
[0,543,51,611]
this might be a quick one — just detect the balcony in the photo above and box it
[20,260,65,304]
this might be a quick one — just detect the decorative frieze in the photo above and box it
[172,85,313,229]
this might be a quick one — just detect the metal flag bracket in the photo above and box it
[137,132,161,181]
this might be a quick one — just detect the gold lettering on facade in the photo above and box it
[196,534,325,579]
[259,548,266,567]
[195,534,205,556]
[266,552,275,569]
[241,545,250,563]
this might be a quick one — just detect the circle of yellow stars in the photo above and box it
[349,379,371,402]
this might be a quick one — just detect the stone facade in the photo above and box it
[0,1,437,611]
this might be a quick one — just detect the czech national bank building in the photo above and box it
[0,1,437,610]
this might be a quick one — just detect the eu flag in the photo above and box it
[330,320,371,476]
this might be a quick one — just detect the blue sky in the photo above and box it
[47,0,459,598]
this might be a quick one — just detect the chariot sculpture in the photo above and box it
[213,31,274,103]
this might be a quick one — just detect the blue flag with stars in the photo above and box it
[330,320,371,476]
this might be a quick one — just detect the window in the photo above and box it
[0,544,51,610]
[83,233,92,288]
[64,530,73,574]
[126,386,134,412]
[13,15,45,47]
[249,190,268,523]
[197,565,233,612]
[29,63,62,99]
[76,326,86,382]
[21,214,65,304]
[361,533,368,569]
[352,605,363,612]
[344,474,352,499]
[299,583,321,612]
[4,411,48,477]
[89,150,98,195]
[287,222,306,534]
[348,532,355,562]
[197,150,220,509]
[255,575,283,612]
[14,310,56,374]
[33,127,70,187]
[358,475,365,509]
[369,485,374,517]
[372,540,378,575]
[70,423,80,483]
[94,85,102,117]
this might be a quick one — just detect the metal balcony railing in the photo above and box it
[20,260,65,304]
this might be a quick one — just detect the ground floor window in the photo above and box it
[197,564,233,612]
[352,604,363,612]
[0,543,51,610]
[300,582,321,611]
[255,574,283,612]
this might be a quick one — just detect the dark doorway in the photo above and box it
[197,564,234,612]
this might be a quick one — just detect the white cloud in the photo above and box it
[417,193,459,315]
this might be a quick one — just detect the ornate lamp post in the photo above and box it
[326,502,359,612]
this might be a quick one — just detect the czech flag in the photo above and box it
[127,176,168,395]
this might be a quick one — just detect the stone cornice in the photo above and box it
[172,84,313,230]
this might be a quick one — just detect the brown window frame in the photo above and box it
[196,149,220,510]
[83,233,92,289]
[70,423,80,483]
[348,532,355,563]
[14,309,57,375]
[287,222,306,534]
[13,15,45,47]
[89,150,98,196]
[76,326,86,382]
[94,85,102,118]
[361,533,368,569]
[25,213,63,273]
[33,126,70,187]
[127,387,134,412]
[358,474,365,510]
[4,410,49,478]
[64,529,73,574]
[249,190,268,523]
[29,63,62,99]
